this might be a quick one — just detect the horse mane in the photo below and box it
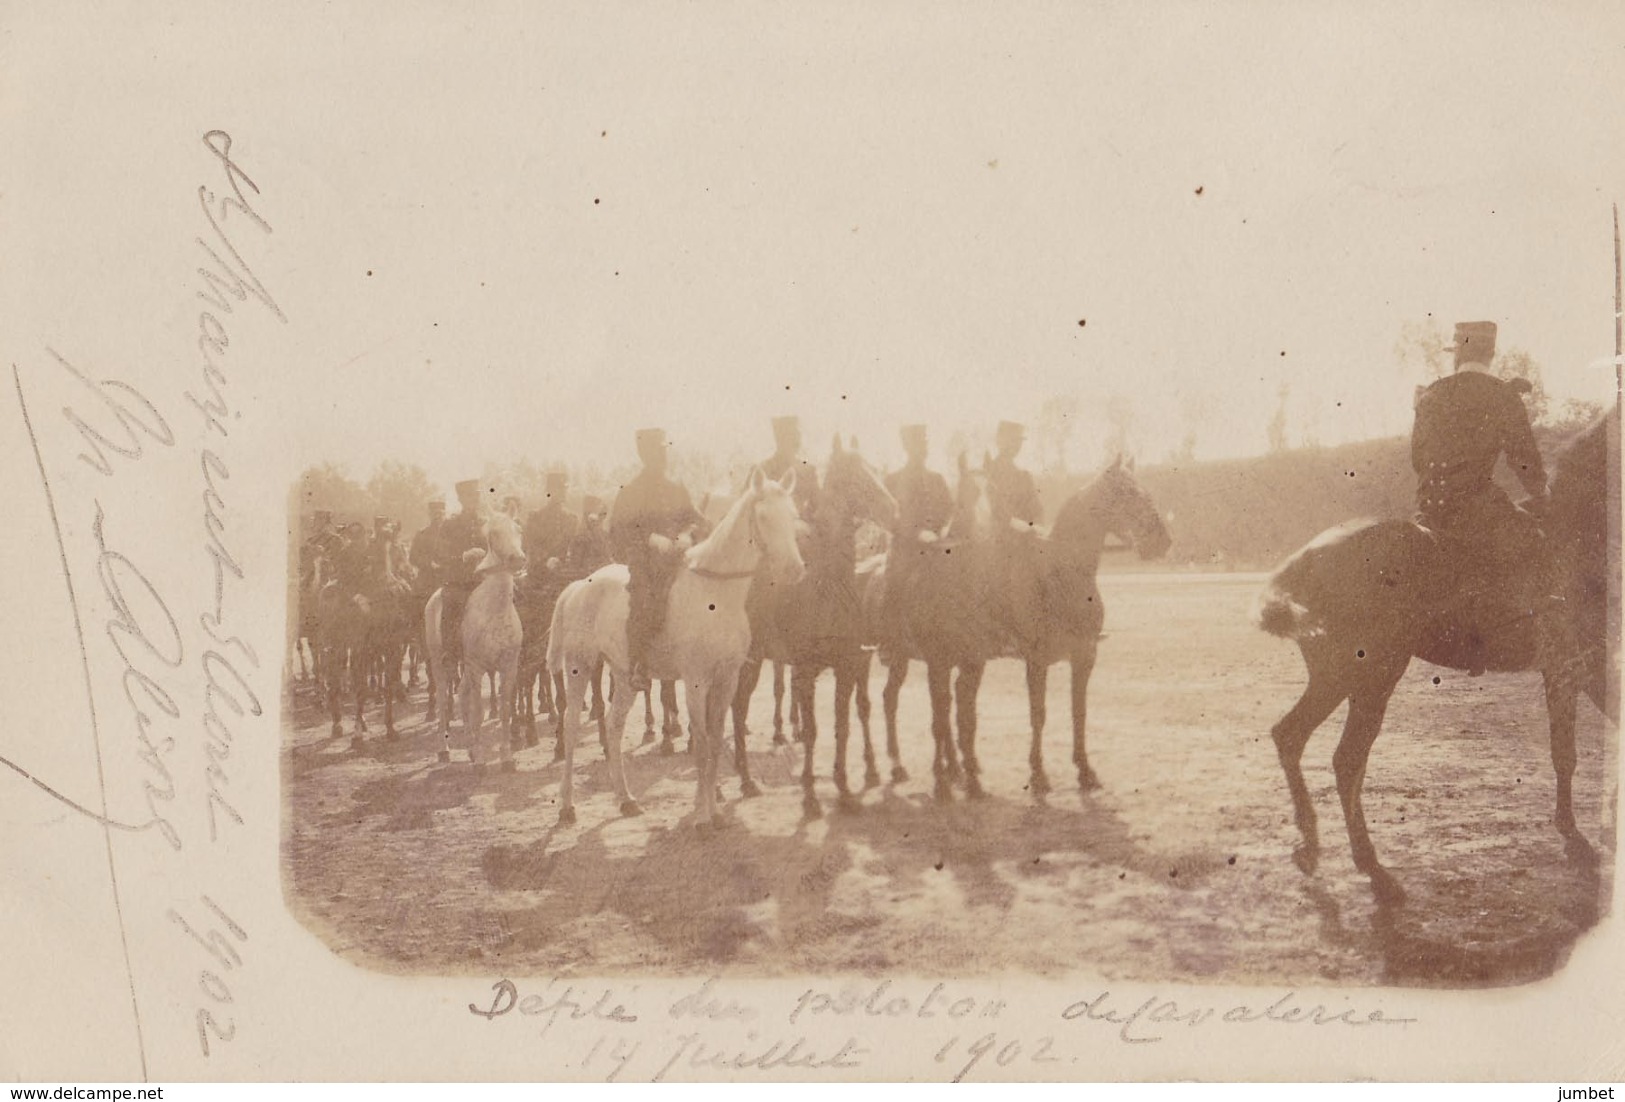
[1050,471,1112,544]
[687,484,758,571]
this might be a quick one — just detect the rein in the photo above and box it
[686,496,764,582]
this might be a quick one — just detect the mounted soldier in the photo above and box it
[371,515,413,597]
[879,423,953,664]
[524,470,579,576]
[438,479,490,662]
[569,494,612,574]
[1411,320,1551,672]
[409,497,447,594]
[985,419,1047,649]
[761,415,820,513]
[610,429,707,690]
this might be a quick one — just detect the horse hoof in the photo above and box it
[837,792,863,814]
[772,733,788,747]
[349,735,366,752]
[740,779,762,799]
[331,723,344,738]
[642,730,657,745]
[802,797,823,821]
[437,749,451,763]
[1077,768,1102,792]
[891,765,909,784]
[1029,771,1051,797]
[863,769,882,790]
[660,739,676,757]
[558,806,577,826]
[620,799,643,818]
[934,782,953,804]
[1565,833,1599,867]
[966,778,989,800]
[1368,867,1406,906]
[1291,845,1318,876]
[525,733,540,749]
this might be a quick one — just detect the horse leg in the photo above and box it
[487,672,500,721]
[927,662,955,801]
[351,650,368,751]
[735,671,763,799]
[557,662,585,825]
[686,681,719,828]
[663,681,686,752]
[324,646,344,738]
[768,660,786,745]
[587,664,640,818]
[848,655,879,789]
[956,662,987,799]
[463,662,484,766]
[733,656,762,746]
[1333,657,1408,902]
[883,658,910,783]
[1271,655,1347,875]
[1026,660,1050,796]
[384,645,400,740]
[1069,640,1101,790]
[1544,666,1594,864]
[706,668,740,828]
[498,660,519,770]
[646,683,661,749]
[836,664,866,809]
[796,665,822,818]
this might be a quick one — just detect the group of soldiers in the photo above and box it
[302,317,1555,691]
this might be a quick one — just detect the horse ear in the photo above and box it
[750,466,765,493]
[1125,454,1136,472]
[958,451,969,475]
[831,432,843,456]
[849,435,860,452]
[780,466,797,496]
[1109,452,1123,472]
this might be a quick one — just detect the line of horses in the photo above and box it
[292,413,1617,903]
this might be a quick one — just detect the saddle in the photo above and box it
[1411,504,1553,675]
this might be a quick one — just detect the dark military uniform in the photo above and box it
[880,462,953,658]
[568,498,613,575]
[524,501,579,572]
[438,503,488,657]
[987,452,1045,649]
[409,515,445,593]
[610,469,706,674]
[1411,363,1549,664]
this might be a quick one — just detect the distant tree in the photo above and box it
[367,460,437,533]
[1035,394,1080,473]
[1267,383,1291,454]
[1395,318,1450,382]
[1104,392,1136,460]
[294,463,371,528]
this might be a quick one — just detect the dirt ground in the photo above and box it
[282,573,1616,987]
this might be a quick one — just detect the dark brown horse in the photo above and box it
[774,437,898,815]
[317,575,413,748]
[1256,408,1618,901]
[880,453,998,800]
[986,457,1172,794]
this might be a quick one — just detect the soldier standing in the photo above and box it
[1411,320,1550,670]
[610,429,706,690]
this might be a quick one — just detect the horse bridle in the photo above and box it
[685,494,767,583]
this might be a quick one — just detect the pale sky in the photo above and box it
[6,2,1623,499]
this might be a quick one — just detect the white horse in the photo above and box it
[547,467,805,828]
[425,512,527,767]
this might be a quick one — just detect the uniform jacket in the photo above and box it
[609,470,705,566]
[1412,369,1546,520]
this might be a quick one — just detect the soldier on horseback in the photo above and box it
[438,479,490,662]
[986,419,1047,649]
[610,428,707,691]
[1411,320,1552,671]
[880,423,953,664]
[762,416,820,511]
[569,495,612,573]
[524,470,578,575]
[409,497,446,593]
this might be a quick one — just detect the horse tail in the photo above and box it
[1253,578,1310,640]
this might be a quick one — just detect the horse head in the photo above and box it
[1095,454,1172,560]
[477,511,529,574]
[825,434,899,530]
[747,466,807,583]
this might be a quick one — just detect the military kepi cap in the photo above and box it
[1448,321,1497,364]
[772,415,799,438]
[996,420,1025,444]
[545,470,568,491]
[636,427,667,450]
[899,424,928,447]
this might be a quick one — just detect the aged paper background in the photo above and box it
[2,1,1622,1082]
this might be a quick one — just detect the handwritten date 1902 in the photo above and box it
[167,895,247,1057]
[934,1033,1062,1082]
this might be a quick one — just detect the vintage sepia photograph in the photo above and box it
[5,0,1624,1084]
